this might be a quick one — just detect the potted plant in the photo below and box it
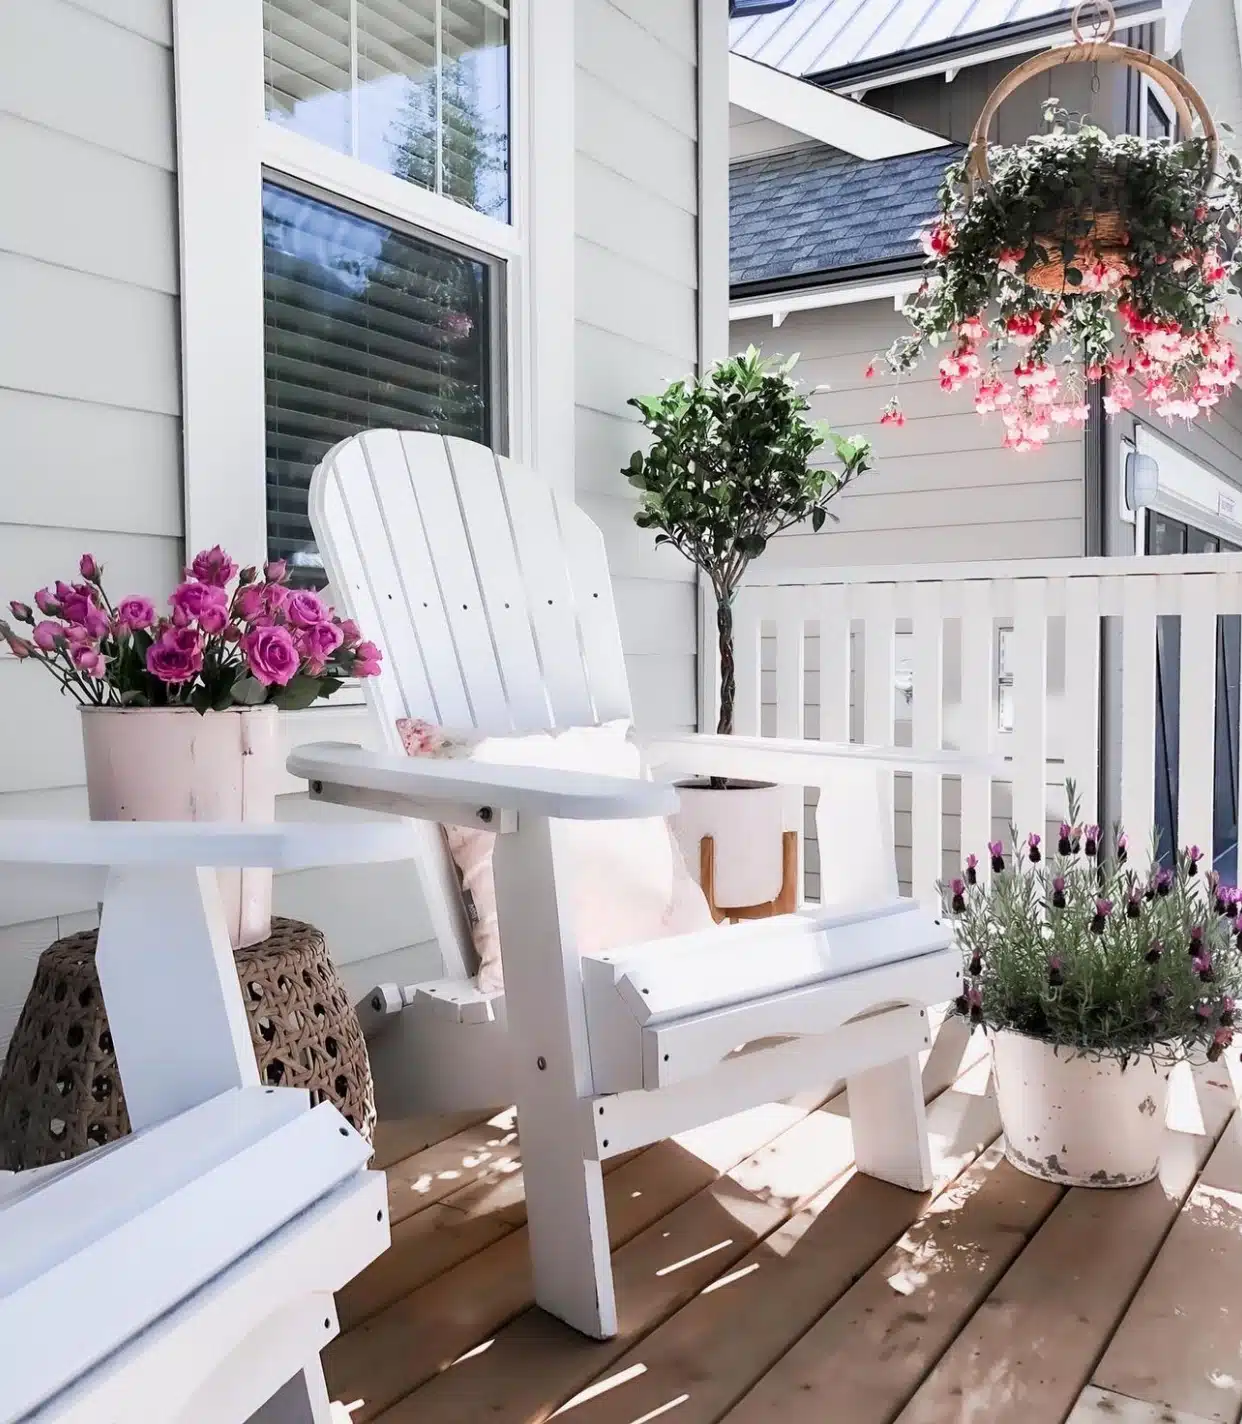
[0,549,382,948]
[946,785,1242,1187]
[875,64,1242,450]
[625,346,872,912]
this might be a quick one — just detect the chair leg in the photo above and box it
[518,1097,617,1339]
[847,1053,934,1192]
[247,1359,333,1423]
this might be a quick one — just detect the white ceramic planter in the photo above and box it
[671,780,786,908]
[991,1029,1172,1188]
[81,706,280,949]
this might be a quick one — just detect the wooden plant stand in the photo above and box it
[700,830,799,924]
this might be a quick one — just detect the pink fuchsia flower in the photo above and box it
[263,559,288,584]
[190,545,238,587]
[8,601,31,624]
[957,314,987,342]
[997,247,1024,273]
[919,223,955,258]
[1050,402,1091,426]
[974,377,1011,414]
[116,596,155,631]
[242,624,299,686]
[78,554,100,583]
[1203,253,1229,285]
[863,361,877,380]
[146,626,204,685]
[170,581,229,629]
[352,640,383,678]
[296,620,344,663]
[879,400,906,428]
[1005,312,1042,345]
[71,645,107,678]
[32,621,63,652]
[285,590,330,629]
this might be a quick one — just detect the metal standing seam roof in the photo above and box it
[729,143,960,290]
[729,0,1149,82]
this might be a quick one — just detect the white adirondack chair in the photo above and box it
[0,820,413,1423]
[289,429,988,1341]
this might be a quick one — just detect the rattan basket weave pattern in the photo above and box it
[0,917,375,1170]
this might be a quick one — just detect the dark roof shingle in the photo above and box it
[729,144,960,289]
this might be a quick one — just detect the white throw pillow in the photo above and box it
[395,718,716,992]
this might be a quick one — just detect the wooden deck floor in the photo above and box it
[326,1025,1242,1424]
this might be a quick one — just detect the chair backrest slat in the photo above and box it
[309,431,634,982]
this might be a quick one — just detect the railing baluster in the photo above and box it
[860,583,897,889]
[1120,574,1159,873]
[1011,578,1049,852]
[958,588,994,883]
[773,587,806,889]
[816,583,850,743]
[910,582,944,906]
[731,598,762,738]
[1063,575,1101,830]
[1177,573,1218,870]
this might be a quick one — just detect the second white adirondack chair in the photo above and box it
[289,430,986,1340]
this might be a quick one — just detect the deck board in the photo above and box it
[332,1035,1242,1424]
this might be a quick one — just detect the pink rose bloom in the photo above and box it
[146,626,203,685]
[189,545,238,587]
[5,636,31,659]
[339,618,361,647]
[264,559,288,584]
[117,596,155,630]
[79,554,100,582]
[8,601,31,623]
[170,581,229,627]
[34,588,59,616]
[55,582,95,624]
[72,645,107,678]
[32,620,64,651]
[81,606,110,640]
[297,620,344,661]
[64,625,96,648]
[234,584,265,623]
[285,590,329,629]
[242,624,299,686]
[352,640,383,677]
[262,582,289,613]
[197,604,229,635]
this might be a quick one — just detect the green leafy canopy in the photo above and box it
[623,347,873,604]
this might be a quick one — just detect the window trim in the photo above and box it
[172,0,574,576]
[1139,74,1177,140]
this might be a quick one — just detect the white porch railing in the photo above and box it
[708,553,1242,905]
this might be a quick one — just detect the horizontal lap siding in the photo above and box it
[732,299,1086,898]
[0,0,434,1034]
[575,0,700,736]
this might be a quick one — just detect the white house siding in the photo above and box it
[0,1,708,1054]
[574,0,701,738]
[731,299,1084,899]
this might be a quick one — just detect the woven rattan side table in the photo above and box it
[0,916,375,1170]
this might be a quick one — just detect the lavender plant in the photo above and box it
[945,784,1242,1066]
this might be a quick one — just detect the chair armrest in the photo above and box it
[643,733,1003,785]
[288,742,678,823]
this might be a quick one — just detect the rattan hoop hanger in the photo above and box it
[965,0,1219,193]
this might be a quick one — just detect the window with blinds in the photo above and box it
[262,179,496,581]
[263,0,510,221]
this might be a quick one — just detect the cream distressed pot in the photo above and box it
[671,780,786,909]
[80,705,280,949]
[991,1029,1172,1187]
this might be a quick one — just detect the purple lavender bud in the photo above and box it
[988,839,1005,874]
[1027,832,1041,864]
[1084,825,1101,858]
[1048,955,1064,987]
[1145,939,1163,964]
[1058,821,1073,855]
[965,853,978,886]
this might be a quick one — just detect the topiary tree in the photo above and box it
[625,346,872,737]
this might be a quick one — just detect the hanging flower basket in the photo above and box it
[874,1,1242,450]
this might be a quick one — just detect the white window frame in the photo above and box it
[171,0,574,575]
[1140,74,1177,140]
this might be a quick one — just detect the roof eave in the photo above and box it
[730,252,925,303]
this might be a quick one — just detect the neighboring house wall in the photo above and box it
[0,0,705,1053]
[575,0,701,739]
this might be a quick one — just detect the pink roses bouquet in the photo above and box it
[0,547,383,713]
